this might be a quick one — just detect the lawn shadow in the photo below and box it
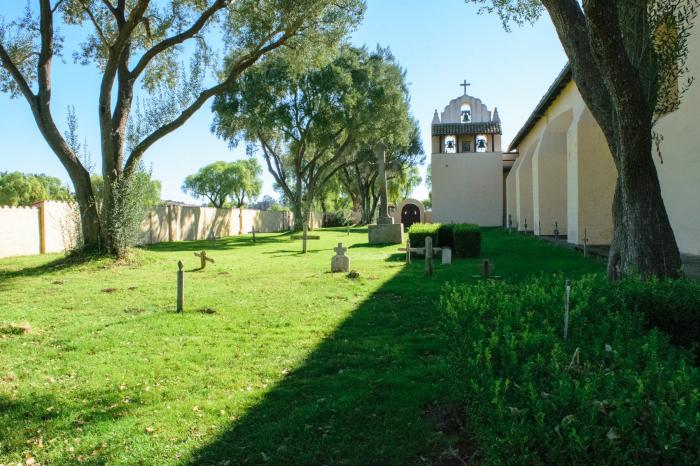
[184,260,469,465]
[145,233,292,253]
[0,249,104,286]
[0,388,136,465]
[182,229,607,465]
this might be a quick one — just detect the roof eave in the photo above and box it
[507,64,573,152]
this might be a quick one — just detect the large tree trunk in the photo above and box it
[543,0,684,280]
[72,172,102,250]
[607,137,682,279]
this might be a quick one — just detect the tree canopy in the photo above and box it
[214,45,421,229]
[182,159,262,209]
[0,171,73,206]
[0,0,364,256]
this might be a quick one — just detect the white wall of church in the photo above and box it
[567,108,617,245]
[532,111,572,235]
[431,153,503,227]
[653,19,700,255]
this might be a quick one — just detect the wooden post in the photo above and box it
[177,261,184,313]
[406,239,411,264]
[302,223,308,254]
[251,226,256,243]
[37,201,46,254]
[583,228,589,257]
[425,236,433,276]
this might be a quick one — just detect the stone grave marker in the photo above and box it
[331,243,350,273]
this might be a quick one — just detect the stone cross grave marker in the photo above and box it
[194,250,215,270]
[331,242,350,273]
[177,260,184,312]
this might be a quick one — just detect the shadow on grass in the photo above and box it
[184,260,470,466]
[145,233,293,253]
[0,389,135,465]
[182,230,606,465]
[0,249,105,283]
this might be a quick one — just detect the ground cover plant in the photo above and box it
[0,229,604,464]
[442,275,700,465]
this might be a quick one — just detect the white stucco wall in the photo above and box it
[654,19,700,255]
[431,152,503,226]
[0,206,40,258]
[532,111,571,235]
[567,108,617,245]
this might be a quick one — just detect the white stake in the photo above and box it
[563,279,571,341]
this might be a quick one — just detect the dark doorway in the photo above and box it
[401,204,421,229]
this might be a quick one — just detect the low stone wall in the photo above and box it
[0,202,326,258]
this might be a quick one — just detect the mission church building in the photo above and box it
[430,82,511,226]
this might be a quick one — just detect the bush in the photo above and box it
[438,224,455,250]
[609,278,700,360]
[324,210,352,227]
[452,223,481,257]
[408,223,441,248]
[441,274,700,465]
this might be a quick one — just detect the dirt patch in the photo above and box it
[423,404,476,465]
[197,307,217,315]
[0,323,32,336]
[123,307,146,315]
[51,280,64,285]
[101,288,118,294]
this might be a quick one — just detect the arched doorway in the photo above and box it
[401,203,421,229]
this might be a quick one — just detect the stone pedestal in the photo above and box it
[368,222,404,244]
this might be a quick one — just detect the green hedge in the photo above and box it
[442,274,700,465]
[408,223,441,247]
[437,224,455,250]
[452,223,481,257]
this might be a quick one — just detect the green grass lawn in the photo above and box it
[0,228,604,465]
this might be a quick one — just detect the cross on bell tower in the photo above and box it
[460,79,471,95]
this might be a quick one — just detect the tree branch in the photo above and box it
[130,0,228,79]
[541,0,617,147]
[124,27,297,175]
[0,44,36,103]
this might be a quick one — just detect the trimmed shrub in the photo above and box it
[438,223,455,249]
[452,223,481,257]
[442,274,700,465]
[408,223,441,248]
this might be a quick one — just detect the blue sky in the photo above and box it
[0,0,566,203]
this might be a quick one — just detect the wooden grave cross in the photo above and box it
[472,259,501,279]
[194,250,215,270]
[399,236,445,276]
